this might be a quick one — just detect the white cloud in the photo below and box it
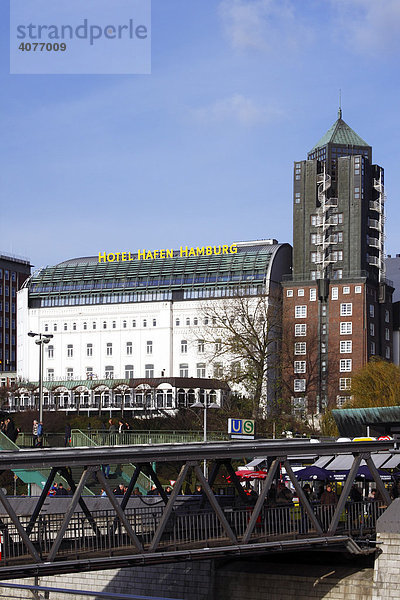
[192,94,283,126]
[218,0,299,51]
[332,0,400,55]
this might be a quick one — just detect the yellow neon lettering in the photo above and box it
[222,245,228,254]
[121,253,127,262]
[138,249,146,260]
[188,247,196,257]
[214,246,221,255]
[153,249,159,259]
[98,252,106,263]
[167,249,173,258]
[196,247,205,256]
[146,251,153,260]
[115,252,121,262]
[128,252,134,261]
[230,244,238,254]
[206,246,212,255]
[107,253,115,262]
[180,246,188,257]
[160,249,165,259]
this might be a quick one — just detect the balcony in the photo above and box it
[368,218,381,231]
[368,256,381,267]
[368,237,381,250]
[369,200,382,212]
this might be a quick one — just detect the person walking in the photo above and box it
[64,423,72,447]
[32,419,39,447]
[35,421,43,448]
[320,483,338,530]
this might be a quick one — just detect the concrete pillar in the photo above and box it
[372,498,400,599]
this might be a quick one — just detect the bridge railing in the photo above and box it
[0,499,384,565]
[70,429,227,447]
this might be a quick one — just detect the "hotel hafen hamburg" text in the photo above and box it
[98,244,238,263]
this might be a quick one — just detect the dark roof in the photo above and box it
[332,406,400,437]
[16,377,231,392]
[27,241,287,301]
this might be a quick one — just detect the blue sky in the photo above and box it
[1,0,400,267]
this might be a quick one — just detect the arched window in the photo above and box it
[177,389,186,408]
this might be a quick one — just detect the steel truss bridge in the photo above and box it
[0,439,395,579]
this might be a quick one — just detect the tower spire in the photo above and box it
[338,89,342,119]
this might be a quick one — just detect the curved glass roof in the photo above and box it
[27,241,285,306]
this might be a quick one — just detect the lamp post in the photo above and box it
[28,332,53,423]
[191,397,219,478]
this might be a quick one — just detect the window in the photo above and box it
[339,378,351,391]
[321,342,326,353]
[385,328,390,341]
[340,303,352,316]
[311,214,318,226]
[370,341,376,355]
[44,324,49,332]
[66,368,73,381]
[145,364,154,378]
[340,359,352,372]
[181,339,187,354]
[83,322,87,330]
[53,324,57,332]
[123,320,127,329]
[321,360,327,373]
[103,321,107,329]
[295,192,301,203]
[126,342,133,355]
[153,319,157,327]
[48,345,54,358]
[331,287,338,300]
[193,317,198,326]
[294,361,306,373]
[204,317,209,325]
[337,396,350,408]
[125,365,134,378]
[197,363,206,378]
[67,344,73,358]
[340,340,352,353]
[105,366,114,379]
[132,320,136,328]
[112,321,116,329]
[86,367,93,380]
[334,270,343,279]
[370,323,375,336]
[186,318,190,326]
[146,340,153,354]
[295,305,307,318]
[294,342,306,355]
[322,305,327,316]
[343,286,350,295]
[386,347,391,359]
[298,289,304,297]
[47,369,54,381]
[92,322,96,330]
[106,343,112,356]
[175,318,180,326]
[295,324,306,336]
[198,339,205,353]
[286,289,293,297]
[87,344,93,357]
[340,322,352,335]
[143,319,147,328]
[310,252,318,263]
[179,363,189,377]
[355,286,362,294]
[63,323,67,331]
[385,310,390,323]
[310,288,316,301]
[214,363,223,378]
[294,379,306,392]
[322,323,327,335]
[369,304,375,318]
[215,339,222,352]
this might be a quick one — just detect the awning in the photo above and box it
[326,453,391,471]
[313,456,334,468]
[380,455,400,469]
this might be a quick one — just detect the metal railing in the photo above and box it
[70,429,227,447]
[0,499,384,566]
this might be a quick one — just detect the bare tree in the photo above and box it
[198,290,282,419]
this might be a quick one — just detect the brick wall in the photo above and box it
[372,532,400,599]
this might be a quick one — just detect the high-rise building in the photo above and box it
[0,252,31,386]
[282,110,393,415]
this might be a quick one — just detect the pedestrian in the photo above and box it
[32,419,39,447]
[64,423,72,447]
[320,483,338,529]
[194,484,202,495]
[118,420,127,434]
[133,487,142,497]
[100,488,107,497]
[35,421,43,447]
[55,483,69,496]
[350,484,363,503]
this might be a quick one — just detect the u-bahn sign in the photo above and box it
[228,418,255,439]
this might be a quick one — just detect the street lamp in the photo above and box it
[191,397,219,477]
[28,332,53,423]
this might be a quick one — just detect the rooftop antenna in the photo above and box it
[338,89,342,119]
